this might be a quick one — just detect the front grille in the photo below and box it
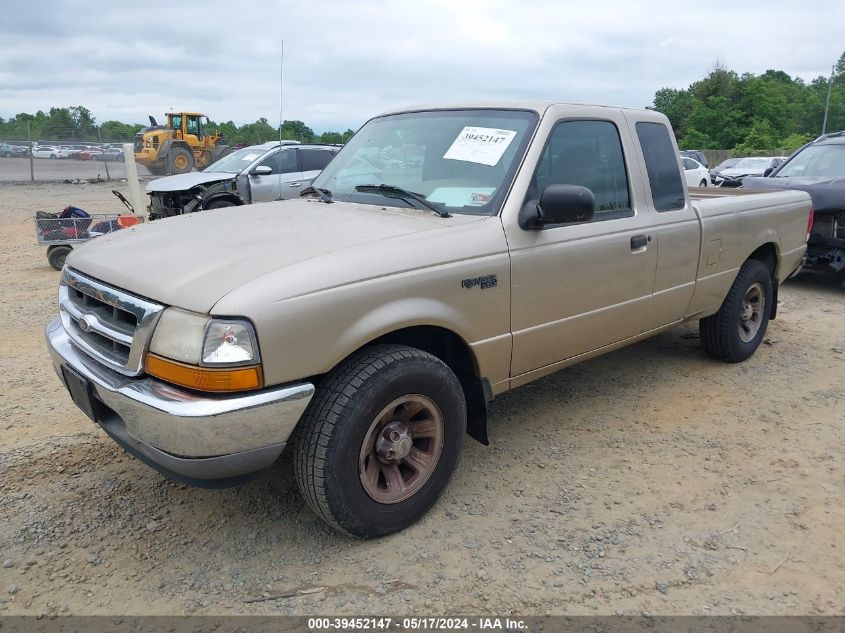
[59,268,164,375]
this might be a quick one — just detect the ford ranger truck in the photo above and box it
[46,102,811,537]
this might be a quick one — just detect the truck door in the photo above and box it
[627,118,700,327]
[504,111,658,379]
[248,148,302,202]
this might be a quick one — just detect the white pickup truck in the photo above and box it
[46,102,811,537]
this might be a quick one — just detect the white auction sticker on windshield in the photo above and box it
[443,127,517,166]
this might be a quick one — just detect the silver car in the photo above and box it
[145,141,340,219]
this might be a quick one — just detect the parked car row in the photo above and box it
[7,142,128,160]
[0,142,30,157]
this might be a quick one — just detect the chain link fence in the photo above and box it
[0,120,157,183]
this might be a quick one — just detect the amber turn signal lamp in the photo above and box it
[146,354,263,392]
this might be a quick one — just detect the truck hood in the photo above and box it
[742,176,845,214]
[65,199,483,313]
[145,171,236,193]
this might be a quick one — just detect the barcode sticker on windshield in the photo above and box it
[443,127,517,166]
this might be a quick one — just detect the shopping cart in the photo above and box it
[35,190,144,270]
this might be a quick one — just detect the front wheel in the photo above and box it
[167,146,194,174]
[293,344,466,538]
[699,179,708,187]
[699,259,772,362]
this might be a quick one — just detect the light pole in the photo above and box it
[821,64,834,136]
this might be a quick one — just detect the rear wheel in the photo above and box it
[293,344,466,538]
[167,146,194,174]
[700,259,772,362]
[47,245,72,271]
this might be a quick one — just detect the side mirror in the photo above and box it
[519,184,596,230]
[762,167,774,177]
[251,165,272,177]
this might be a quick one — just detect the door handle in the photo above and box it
[631,234,650,250]
[288,182,302,187]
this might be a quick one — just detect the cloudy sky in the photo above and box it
[0,0,842,133]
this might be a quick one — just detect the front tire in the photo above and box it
[699,179,708,187]
[293,344,466,538]
[167,146,194,174]
[699,259,772,362]
[203,199,236,210]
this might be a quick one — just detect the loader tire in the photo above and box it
[168,146,194,174]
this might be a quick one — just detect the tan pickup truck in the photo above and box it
[46,102,811,537]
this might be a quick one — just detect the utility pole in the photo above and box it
[821,64,834,136]
[27,121,34,182]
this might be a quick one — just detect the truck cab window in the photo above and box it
[636,122,685,211]
[533,120,631,219]
[258,149,298,174]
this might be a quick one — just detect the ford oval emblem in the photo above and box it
[78,314,96,333]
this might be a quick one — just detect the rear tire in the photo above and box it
[700,259,772,362]
[292,344,466,538]
[47,245,72,271]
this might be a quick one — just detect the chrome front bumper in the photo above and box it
[46,318,315,485]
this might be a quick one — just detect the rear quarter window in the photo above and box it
[300,149,336,171]
[636,122,686,211]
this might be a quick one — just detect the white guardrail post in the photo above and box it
[122,143,146,218]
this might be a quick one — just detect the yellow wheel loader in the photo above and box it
[134,112,230,175]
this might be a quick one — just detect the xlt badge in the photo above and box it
[461,274,498,289]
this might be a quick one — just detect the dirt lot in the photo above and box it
[0,156,154,183]
[0,181,843,617]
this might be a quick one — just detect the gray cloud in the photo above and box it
[0,0,841,132]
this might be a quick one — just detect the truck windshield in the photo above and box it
[774,144,845,179]
[205,147,268,173]
[310,109,538,216]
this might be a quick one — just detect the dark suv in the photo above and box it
[743,131,845,286]
[680,149,708,168]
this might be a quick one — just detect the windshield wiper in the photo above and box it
[355,184,450,218]
[300,185,333,203]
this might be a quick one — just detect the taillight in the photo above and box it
[806,208,814,242]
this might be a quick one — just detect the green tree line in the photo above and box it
[0,106,356,145]
[649,51,845,153]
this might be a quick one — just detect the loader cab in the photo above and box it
[186,114,204,140]
[167,113,183,137]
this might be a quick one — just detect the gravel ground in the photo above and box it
[0,181,843,616]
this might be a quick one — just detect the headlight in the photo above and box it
[147,308,262,392]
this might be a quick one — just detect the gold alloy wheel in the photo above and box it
[738,282,766,343]
[358,394,444,504]
[173,154,189,170]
